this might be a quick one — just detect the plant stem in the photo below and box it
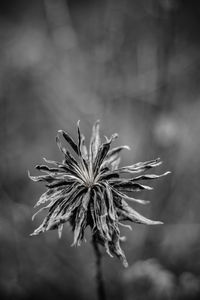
[92,236,107,300]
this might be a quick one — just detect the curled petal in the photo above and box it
[118,200,163,225]
[117,158,162,174]
[102,145,130,169]
[132,171,171,181]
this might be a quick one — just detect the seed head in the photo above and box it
[29,120,170,267]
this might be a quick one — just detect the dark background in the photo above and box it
[1,0,200,299]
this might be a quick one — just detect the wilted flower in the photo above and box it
[29,121,170,267]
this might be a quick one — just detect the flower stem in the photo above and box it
[92,236,107,300]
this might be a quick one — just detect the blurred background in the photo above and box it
[1,0,200,299]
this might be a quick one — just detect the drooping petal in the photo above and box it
[91,189,111,242]
[103,183,116,221]
[108,228,128,268]
[117,199,163,225]
[95,186,111,240]
[72,188,91,246]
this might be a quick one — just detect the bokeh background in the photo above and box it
[1,0,200,299]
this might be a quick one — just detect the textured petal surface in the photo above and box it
[30,121,169,267]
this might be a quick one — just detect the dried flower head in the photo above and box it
[29,121,170,267]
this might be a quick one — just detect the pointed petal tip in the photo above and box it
[143,200,150,204]
[150,220,164,225]
[123,260,129,268]
[42,157,48,163]
[112,133,118,140]
[124,145,131,150]
[30,231,38,236]
[71,241,80,247]
[165,171,171,175]
[119,236,127,242]
[142,185,154,190]
[55,135,59,143]
[28,171,36,181]
[106,249,114,258]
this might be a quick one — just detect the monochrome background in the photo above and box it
[0,0,200,299]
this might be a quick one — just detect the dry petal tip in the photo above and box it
[142,185,154,190]
[30,231,40,236]
[124,145,131,150]
[150,220,164,225]
[141,200,150,205]
[119,236,127,242]
[164,171,171,175]
[104,135,109,142]
[111,133,118,141]
[105,246,114,258]
[28,171,37,182]
[94,119,100,125]
[58,224,63,239]
[123,259,129,268]
[119,222,132,231]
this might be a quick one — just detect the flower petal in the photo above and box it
[58,129,79,155]
[112,181,153,192]
[112,187,150,205]
[89,120,101,163]
[131,171,171,181]
[117,158,162,174]
[118,200,163,225]
[101,145,130,169]
[93,134,117,175]
[72,188,91,246]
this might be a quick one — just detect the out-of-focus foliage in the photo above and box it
[1,0,200,299]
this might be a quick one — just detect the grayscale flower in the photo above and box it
[29,121,170,267]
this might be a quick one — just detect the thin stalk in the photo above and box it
[92,237,107,300]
